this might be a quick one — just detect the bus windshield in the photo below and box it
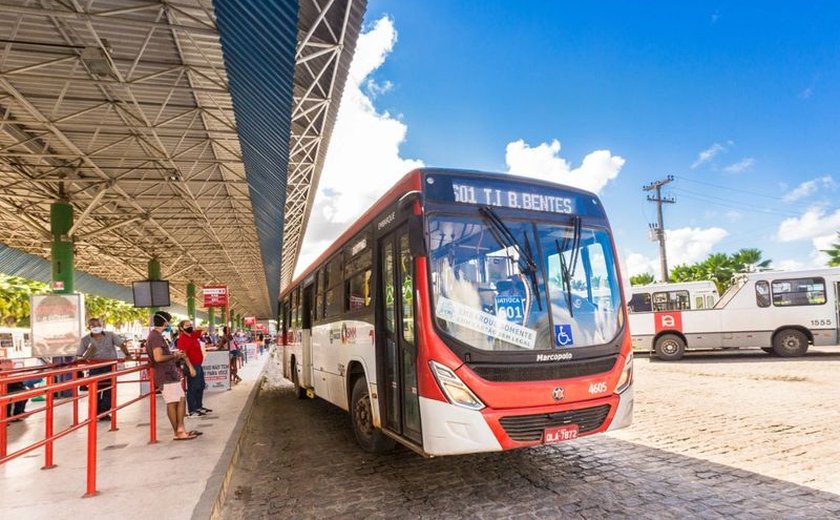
[428,213,622,352]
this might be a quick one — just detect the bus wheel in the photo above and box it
[655,334,685,361]
[773,329,808,357]
[351,377,395,453]
[290,358,306,399]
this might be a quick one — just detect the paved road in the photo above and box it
[220,349,840,519]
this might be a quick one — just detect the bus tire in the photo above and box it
[773,329,808,357]
[654,334,686,361]
[351,376,394,453]
[290,357,306,399]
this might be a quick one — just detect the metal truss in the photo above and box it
[280,0,365,289]
[0,0,267,315]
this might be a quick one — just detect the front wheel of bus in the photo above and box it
[351,377,395,453]
[655,334,686,361]
[773,329,808,357]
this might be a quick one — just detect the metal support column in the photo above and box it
[50,202,74,294]
[187,283,196,323]
[148,258,161,323]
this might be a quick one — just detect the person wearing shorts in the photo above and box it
[145,311,199,441]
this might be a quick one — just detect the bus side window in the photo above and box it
[755,280,770,308]
[629,292,651,313]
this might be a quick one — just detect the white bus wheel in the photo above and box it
[654,334,686,361]
[350,376,395,454]
[772,329,808,357]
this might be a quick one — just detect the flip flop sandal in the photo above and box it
[173,433,198,441]
[188,430,204,436]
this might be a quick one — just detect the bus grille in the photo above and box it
[499,405,611,442]
[468,355,617,382]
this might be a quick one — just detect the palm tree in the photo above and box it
[700,253,735,294]
[630,273,654,286]
[822,233,840,267]
[730,248,771,273]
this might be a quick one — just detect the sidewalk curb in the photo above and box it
[191,356,269,520]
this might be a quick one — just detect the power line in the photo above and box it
[674,175,785,201]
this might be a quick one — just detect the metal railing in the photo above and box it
[0,358,158,497]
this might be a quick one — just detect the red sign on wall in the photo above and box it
[244,316,256,326]
[203,285,228,307]
[654,311,683,333]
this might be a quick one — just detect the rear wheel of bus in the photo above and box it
[351,376,395,453]
[654,334,686,361]
[772,329,809,357]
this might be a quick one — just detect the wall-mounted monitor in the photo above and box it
[132,280,171,308]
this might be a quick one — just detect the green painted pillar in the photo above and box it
[187,282,196,323]
[221,306,228,328]
[50,202,74,294]
[208,307,215,334]
[148,258,161,323]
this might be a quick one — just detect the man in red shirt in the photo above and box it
[177,320,212,417]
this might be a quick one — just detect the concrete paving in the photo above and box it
[0,350,269,520]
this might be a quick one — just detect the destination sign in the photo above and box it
[424,173,605,217]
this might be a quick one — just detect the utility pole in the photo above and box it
[643,175,675,282]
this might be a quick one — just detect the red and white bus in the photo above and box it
[279,168,633,455]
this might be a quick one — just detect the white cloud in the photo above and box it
[776,259,806,271]
[776,205,840,242]
[504,139,625,195]
[810,234,838,267]
[799,87,813,100]
[782,176,835,203]
[295,17,423,276]
[691,143,725,169]
[665,227,729,265]
[724,157,754,173]
[622,226,728,281]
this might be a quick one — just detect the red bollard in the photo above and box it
[148,365,157,444]
[42,374,56,469]
[84,379,99,497]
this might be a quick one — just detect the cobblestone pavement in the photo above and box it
[220,349,840,519]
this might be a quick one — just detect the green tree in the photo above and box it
[822,233,840,267]
[730,248,771,273]
[629,273,654,286]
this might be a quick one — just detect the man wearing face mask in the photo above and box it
[77,317,134,421]
[176,319,211,417]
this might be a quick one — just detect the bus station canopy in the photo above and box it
[0,0,364,318]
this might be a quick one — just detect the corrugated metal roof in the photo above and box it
[213,0,299,319]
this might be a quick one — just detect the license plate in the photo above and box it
[543,424,579,444]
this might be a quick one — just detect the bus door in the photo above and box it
[301,283,314,392]
[378,225,422,445]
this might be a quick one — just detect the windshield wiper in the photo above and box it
[479,206,542,310]
[555,216,582,317]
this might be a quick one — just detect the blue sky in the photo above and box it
[297,2,840,279]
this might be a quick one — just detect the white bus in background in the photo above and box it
[628,280,719,313]
[629,268,840,360]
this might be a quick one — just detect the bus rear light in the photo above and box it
[615,353,633,394]
[430,361,485,411]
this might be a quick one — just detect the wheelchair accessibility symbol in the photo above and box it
[554,324,574,347]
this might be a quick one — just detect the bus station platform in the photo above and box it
[1,350,272,520]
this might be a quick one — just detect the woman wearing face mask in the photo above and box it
[177,320,212,417]
[76,317,134,421]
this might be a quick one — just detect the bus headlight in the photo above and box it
[615,353,633,394]
[430,361,485,411]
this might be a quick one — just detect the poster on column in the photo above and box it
[30,293,85,357]
[245,343,257,361]
[204,351,230,391]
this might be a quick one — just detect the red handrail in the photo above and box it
[0,358,157,497]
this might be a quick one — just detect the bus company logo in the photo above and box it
[377,212,396,230]
[536,352,573,362]
[552,386,565,401]
[654,311,683,333]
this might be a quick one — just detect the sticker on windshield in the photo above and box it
[436,296,536,349]
[554,324,574,347]
[495,296,525,325]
